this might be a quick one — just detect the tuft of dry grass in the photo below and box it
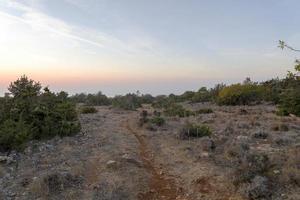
[276,148,300,187]
[28,177,48,198]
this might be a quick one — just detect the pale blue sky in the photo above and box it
[0,0,299,95]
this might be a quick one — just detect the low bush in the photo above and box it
[151,96,174,109]
[179,122,212,139]
[261,78,283,104]
[80,106,98,114]
[0,76,81,151]
[218,83,264,105]
[112,93,142,110]
[277,85,300,117]
[191,87,212,103]
[164,104,194,117]
[150,116,165,126]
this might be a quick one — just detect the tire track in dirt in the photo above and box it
[124,120,188,200]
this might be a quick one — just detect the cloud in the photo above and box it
[1,1,107,48]
[0,0,162,56]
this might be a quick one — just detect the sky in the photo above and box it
[0,0,299,96]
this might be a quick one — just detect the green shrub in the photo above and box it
[261,78,283,104]
[86,92,111,106]
[196,108,213,114]
[0,119,31,150]
[150,116,165,126]
[0,76,81,151]
[277,84,300,117]
[191,87,212,103]
[179,122,212,139]
[151,95,174,109]
[80,106,98,114]
[210,83,226,102]
[218,83,264,105]
[71,92,111,106]
[164,103,194,117]
[139,94,155,104]
[112,93,141,110]
[179,91,195,101]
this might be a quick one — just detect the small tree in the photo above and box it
[8,75,41,98]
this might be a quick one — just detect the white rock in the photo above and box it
[106,160,117,168]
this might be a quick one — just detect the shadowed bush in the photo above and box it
[277,85,300,117]
[80,106,98,114]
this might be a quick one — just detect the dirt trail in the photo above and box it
[125,120,187,200]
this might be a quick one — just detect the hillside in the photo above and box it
[1,104,299,200]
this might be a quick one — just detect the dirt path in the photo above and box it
[124,120,187,200]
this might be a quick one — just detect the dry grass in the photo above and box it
[28,177,48,198]
[277,148,300,186]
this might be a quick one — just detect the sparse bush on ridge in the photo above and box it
[139,94,155,104]
[86,92,111,106]
[0,76,81,151]
[191,87,212,103]
[112,93,142,110]
[71,92,111,106]
[151,95,175,109]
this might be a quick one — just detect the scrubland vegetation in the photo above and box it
[0,76,80,151]
[0,42,299,200]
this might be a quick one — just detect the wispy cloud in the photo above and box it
[0,0,161,56]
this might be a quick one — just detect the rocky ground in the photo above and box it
[0,104,299,200]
